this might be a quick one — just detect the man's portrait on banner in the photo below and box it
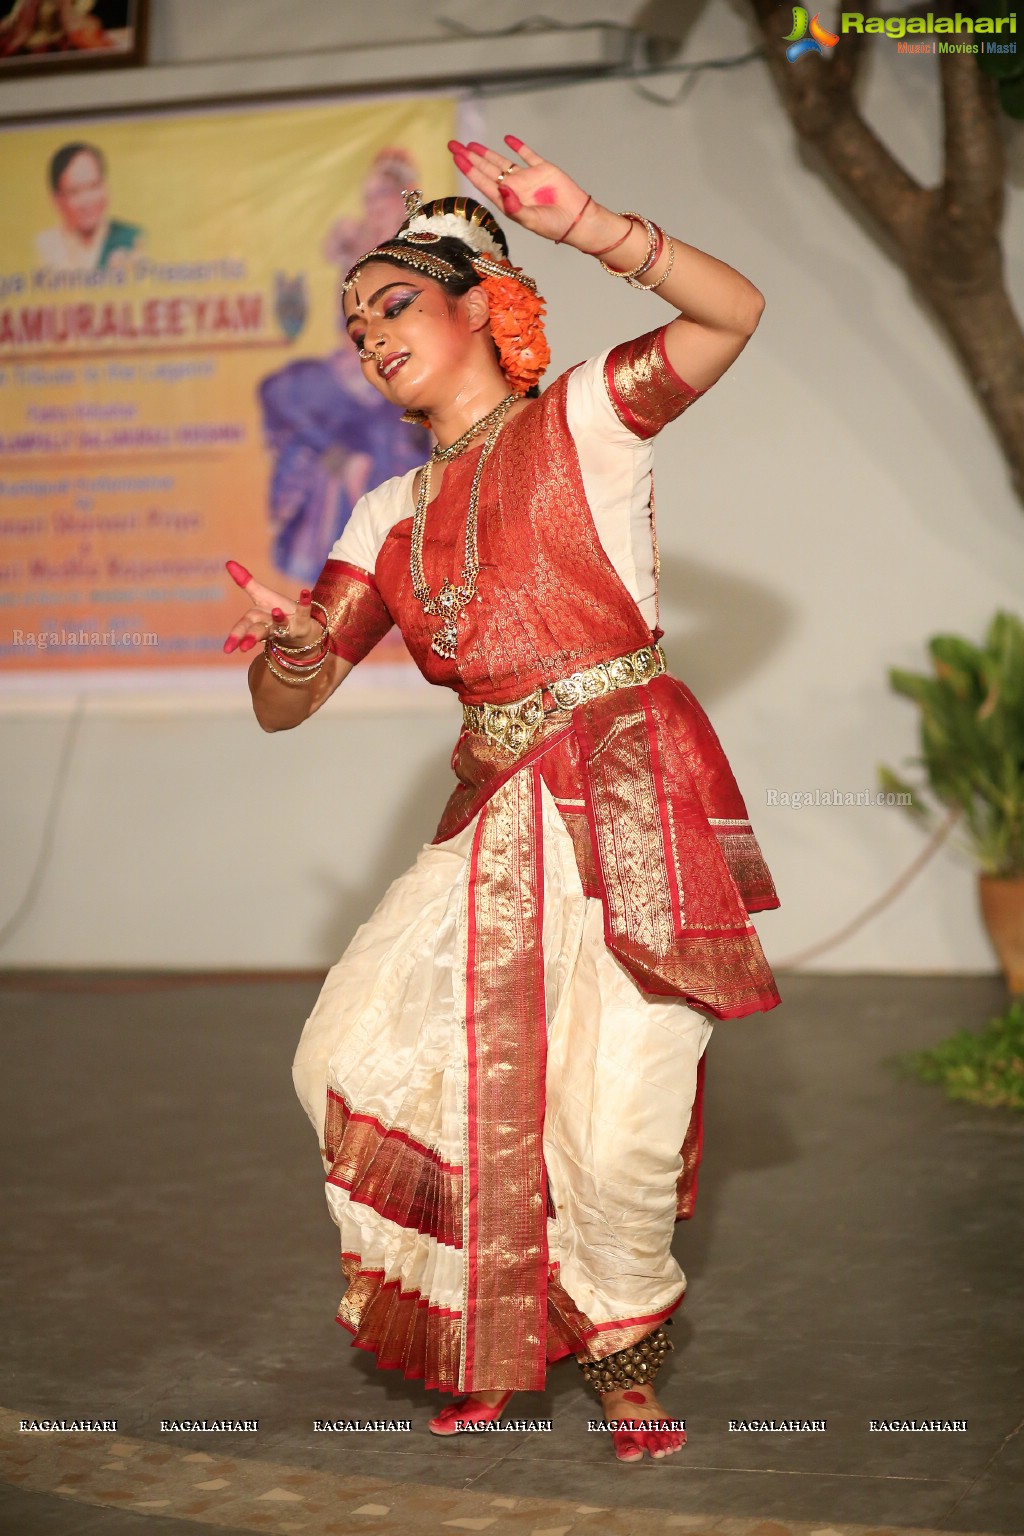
[35,140,144,272]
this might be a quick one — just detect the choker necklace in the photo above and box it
[430,393,519,463]
[411,392,518,660]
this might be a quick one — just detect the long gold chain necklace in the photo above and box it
[410,392,517,660]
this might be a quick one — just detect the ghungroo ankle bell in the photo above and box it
[577,1325,673,1394]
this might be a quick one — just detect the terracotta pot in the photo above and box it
[978,874,1024,994]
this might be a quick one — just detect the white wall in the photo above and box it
[2,0,1022,971]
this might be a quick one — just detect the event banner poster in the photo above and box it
[0,96,457,692]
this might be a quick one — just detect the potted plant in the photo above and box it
[879,610,1024,994]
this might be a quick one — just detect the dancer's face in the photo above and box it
[342,260,485,411]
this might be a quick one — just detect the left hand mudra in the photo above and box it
[448,135,590,243]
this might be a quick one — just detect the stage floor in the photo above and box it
[0,970,1020,1536]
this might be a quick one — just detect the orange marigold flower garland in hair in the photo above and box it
[478,262,550,395]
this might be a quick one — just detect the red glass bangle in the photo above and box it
[581,216,636,259]
[267,627,331,670]
[555,193,593,246]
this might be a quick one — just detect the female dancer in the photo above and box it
[225,135,780,1463]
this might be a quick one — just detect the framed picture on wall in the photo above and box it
[0,0,148,77]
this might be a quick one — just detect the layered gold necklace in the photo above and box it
[411,392,518,660]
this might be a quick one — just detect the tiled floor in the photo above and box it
[0,970,1021,1536]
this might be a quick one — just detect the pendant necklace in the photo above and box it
[410,392,517,660]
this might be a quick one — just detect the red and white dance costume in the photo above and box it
[291,324,780,1395]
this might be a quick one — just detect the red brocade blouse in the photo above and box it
[311,325,780,1023]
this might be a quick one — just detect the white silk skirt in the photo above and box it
[292,763,712,1394]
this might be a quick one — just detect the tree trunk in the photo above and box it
[744,0,1024,501]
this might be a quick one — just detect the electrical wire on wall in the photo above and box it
[435,12,765,104]
[0,698,86,952]
[773,810,962,969]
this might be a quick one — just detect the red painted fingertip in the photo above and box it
[504,134,524,151]
[447,138,464,151]
[271,607,286,620]
[225,559,251,586]
[498,185,522,213]
[239,635,257,652]
[454,153,472,174]
[467,141,487,155]
[298,588,311,606]
[223,635,238,654]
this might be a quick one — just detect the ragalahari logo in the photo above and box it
[784,7,840,60]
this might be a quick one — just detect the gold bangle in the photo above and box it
[267,656,325,679]
[264,625,330,681]
[599,212,658,283]
[266,642,328,675]
[270,601,331,654]
[263,648,326,687]
[267,629,329,663]
[269,629,331,660]
[636,236,676,291]
[270,632,325,655]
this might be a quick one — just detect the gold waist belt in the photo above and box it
[461,641,667,756]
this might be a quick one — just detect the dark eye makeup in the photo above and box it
[385,293,416,316]
[350,289,419,351]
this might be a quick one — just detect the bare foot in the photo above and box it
[599,1383,686,1461]
[427,1387,514,1436]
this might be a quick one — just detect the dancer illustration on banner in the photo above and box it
[258,147,430,586]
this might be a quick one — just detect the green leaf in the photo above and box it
[888,667,935,704]
[885,612,1024,874]
[929,637,986,711]
[899,1000,1024,1111]
[929,634,985,686]
[877,765,932,821]
[998,79,1024,118]
[977,47,1024,82]
[976,43,1024,81]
